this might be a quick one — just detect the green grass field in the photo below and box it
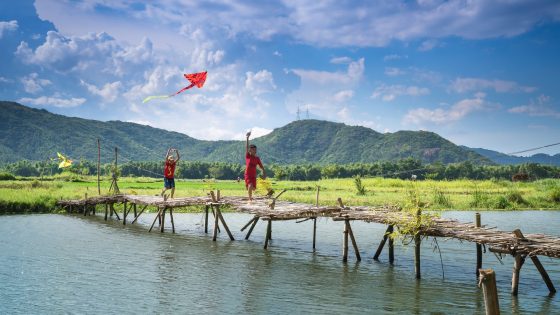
[1,174,559,214]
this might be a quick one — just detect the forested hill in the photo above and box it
[1,101,488,164]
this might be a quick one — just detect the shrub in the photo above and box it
[549,188,560,203]
[470,187,489,208]
[432,188,451,208]
[0,172,16,180]
[506,190,526,205]
[354,175,366,196]
[493,196,510,209]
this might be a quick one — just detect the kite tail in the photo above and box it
[142,95,171,103]
[171,82,196,96]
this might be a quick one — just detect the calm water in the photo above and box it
[0,211,559,314]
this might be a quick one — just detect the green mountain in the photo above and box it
[0,101,489,165]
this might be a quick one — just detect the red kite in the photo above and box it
[143,71,207,103]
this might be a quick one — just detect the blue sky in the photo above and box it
[1,0,559,156]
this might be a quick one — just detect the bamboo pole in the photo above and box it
[241,216,258,231]
[511,254,525,295]
[312,217,317,251]
[122,201,128,225]
[374,225,393,260]
[245,217,259,240]
[216,206,234,240]
[170,208,175,233]
[97,138,100,195]
[388,232,394,264]
[414,234,421,279]
[149,207,163,232]
[131,205,148,224]
[530,255,557,294]
[264,220,272,249]
[479,269,500,315]
[347,219,361,261]
[476,213,483,279]
[512,229,556,294]
[342,218,349,262]
[313,186,319,251]
[160,207,166,233]
[415,208,421,279]
[133,204,137,217]
[104,203,108,221]
[212,205,219,241]
[204,205,209,234]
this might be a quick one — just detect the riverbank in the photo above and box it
[0,176,559,214]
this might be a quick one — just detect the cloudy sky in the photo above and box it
[1,0,560,155]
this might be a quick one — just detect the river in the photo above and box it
[0,211,559,314]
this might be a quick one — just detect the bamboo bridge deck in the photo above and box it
[57,192,559,296]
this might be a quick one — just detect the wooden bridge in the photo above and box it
[57,191,559,296]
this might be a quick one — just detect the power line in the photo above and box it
[507,141,560,155]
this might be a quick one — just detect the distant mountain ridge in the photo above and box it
[464,147,560,166]
[0,101,500,165]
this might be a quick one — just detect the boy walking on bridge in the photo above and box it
[161,148,180,198]
[245,131,266,202]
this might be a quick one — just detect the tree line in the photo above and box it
[2,158,559,181]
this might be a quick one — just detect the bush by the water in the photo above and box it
[0,172,16,180]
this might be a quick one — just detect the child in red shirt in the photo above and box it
[245,131,266,202]
[161,148,180,198]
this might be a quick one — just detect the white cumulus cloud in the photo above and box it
[245,70,276,95]
[403,95,491,125]
[21,73,52,94]
[81,80,122,103]
[372,84,430,101]
[509,94,560,118]
[18,96,86,108]
[450,77,537,93]
[0,20,18,38]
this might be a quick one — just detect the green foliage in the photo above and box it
[353,175,367,195]
[389,186,437,242]
[470,186,490,208]
[548,188,560,203]
[432,188,451,208]
[493,196,510,209]
[0,172,15,180]
[506,189,526,205]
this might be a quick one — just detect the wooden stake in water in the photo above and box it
[476,212,483,279]
[479,269,500,315]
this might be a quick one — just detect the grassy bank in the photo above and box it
[1,176,559,214]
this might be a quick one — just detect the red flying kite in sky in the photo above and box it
[143,71,207,103]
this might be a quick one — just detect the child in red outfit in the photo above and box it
[161,148,180,198]
[245,131,266,202]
